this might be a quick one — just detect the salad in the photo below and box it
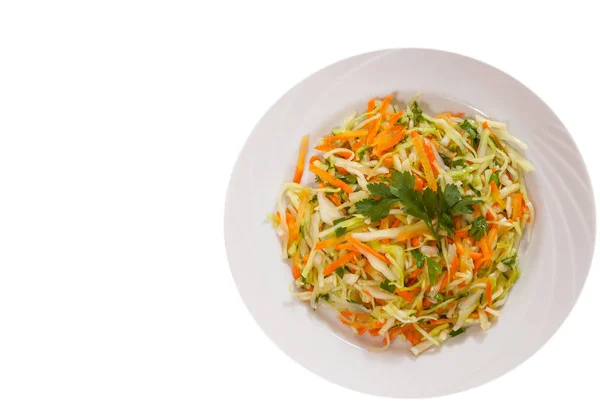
[269,94,534,355]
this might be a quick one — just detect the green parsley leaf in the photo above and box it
[426,257,442,284]
[310,195,318,203]
[449,328,466,337]
[355,197,397,222]
[470,216,489,240]
[459,120,479,145]
[438,213,455,236]
[336,173,357,184]
[411,249,425,268]
[435,294,445,302]
[489,170,500,185]
[335,267,345,278]
[380,279,396,294]
[443,184,462,209]
[367,182,393,198]
[450,198,481,214]
[468,184,481,196]
[335,226,347,237]
[332,217,346,226]
[453,159,466,169]
[502,255,517,266]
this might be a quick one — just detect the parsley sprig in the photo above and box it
[355,171,481,244]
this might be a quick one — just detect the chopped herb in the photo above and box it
[470,216,489,240]
[468,184,481,196]
[453,159,466,169]
[435,294,445,302]
[459,120,479,145]
[489,170,500,185]
[335,226,347,237]
[335,267,345,278]
[335,173,357,184]
[439,153,452,167]
[315,293,330,302]
[426,257,442,284]
[332,217,346,226]
[310,195,318,203]
[380,279,396,294]
[502,255,517,266]
[449,328,466,337]
[411,249,425,268]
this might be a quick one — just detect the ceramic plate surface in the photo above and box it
[224,49,595,397]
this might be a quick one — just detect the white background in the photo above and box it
[0,1,598,409]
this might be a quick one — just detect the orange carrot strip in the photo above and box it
[293,135,309,183]
[373,127,406,155]
[423,139,439,177]
[411,237,420,247]
[366,94,393,145]
[473,258,486,272]
[414,175,425,192]
[395,289,415,302]
[490,181,505,208]
[512,193,523,219]
[328,193,343,207]
[314,144,336,152]
[323,251,359,276]
[455,239,464,255]
[449,256,459,277]
[480,237,492,261]
[324,129,369,143]
[470,252,483,260]
[309,164,353,194]
[292,261,301,279]
[347,237,390,263]
[411,131,437,191]
[455,229,469,238]
[391,218,401,228]
[429,318,452,325]
[486,278,493,307]
[308,155,320,164]
[487,227,498,249]
[314,237,344,250]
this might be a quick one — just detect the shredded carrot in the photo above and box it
[292,261,301,279]
[290,189,309,242]
[323,251,359,276]
[512,193,523,219]
[455,239,464,255]
[449,256,459,277]
[486,279,493,307]
[487,227,498,249]
[293,135,309,183]
[308,155,320,165]
[366,94,393,145]
[347,237,390,263]
[470,251,483,260]
[411,237,420,247]
[490,181,505,208]
[411,131,438,191]
[309,164,353,194]
[391,218,401,228]
[414,175,425,192]
[480,237,492,261]
[314,237,344,250]
[455,229,469,238]
[486,209,495,221]
[430,318,452,325]
[373,127,406,155]
[423,139,439,176]
[482,121,490,130]
[328,193,343,207]
[314,144,336,152]
[408,268,422,280]
[324,129,368,143]
[395,289,415,302]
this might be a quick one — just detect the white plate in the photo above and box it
[224,49,595,397]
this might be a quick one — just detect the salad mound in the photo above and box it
[269,94,534,355]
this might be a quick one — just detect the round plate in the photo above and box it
[224,49,595,397]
